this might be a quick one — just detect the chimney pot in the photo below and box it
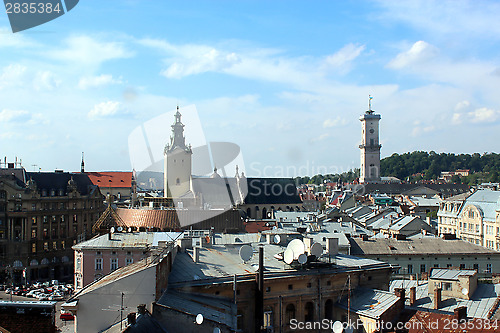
[127,313,136,325]
[409,287,416,306]
[454,306,467,323]
[137,304,146,315]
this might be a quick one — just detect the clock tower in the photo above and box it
[359,96,381,183]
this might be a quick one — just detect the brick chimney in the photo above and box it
[127,313,136,325]
[433,288,442,310]
[409,287,416,306]
[454,306,467,323]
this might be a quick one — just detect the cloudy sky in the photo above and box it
[1,0,500,177]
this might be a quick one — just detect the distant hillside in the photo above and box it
[381,151,500,183]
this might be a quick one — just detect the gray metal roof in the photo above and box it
[72,232,183,250]
[350,237,499,255]
[429,268,476,280]
[337,288,400,319]
[390,280,500,319]
[158,290,236,329]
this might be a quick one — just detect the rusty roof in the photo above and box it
[407,311,500,332]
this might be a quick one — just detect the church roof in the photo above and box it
[26,171,98,196]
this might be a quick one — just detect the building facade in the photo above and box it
[0,164,104,284]
[359,99,382,183]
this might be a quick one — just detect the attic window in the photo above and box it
[389,246,397,250]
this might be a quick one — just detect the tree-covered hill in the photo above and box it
[380,151,500,182]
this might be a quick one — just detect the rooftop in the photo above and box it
[390,280,500,319]
[86,171,133,188]
[429,268,476,280]
[337,288,401,319]
[350,237,499,256]
[72,231,183,250]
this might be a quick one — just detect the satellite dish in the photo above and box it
[117,227,123,232]
[333,321,344,333]
[239,245,253,262]
[284,248,294,265]
[298,253,307,264]
[110,227,115,233]
[310,242,323,258]
[213,328,221,333]
[462,288,468,296]
[127,227,132,233]
[195,313,204,325]
[274,235,281,244]
[288,239,305,260]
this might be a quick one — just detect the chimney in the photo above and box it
[434,288,442,310]
[409,287,416,306]
[454,306,467,323]
[193,247,199,263]
[303,237,313,253]
[127,313,136,325]
[394,288,405,303]
[108,231,112,240]
[137,304,147,315]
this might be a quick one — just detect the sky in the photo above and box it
[1,0,500,177]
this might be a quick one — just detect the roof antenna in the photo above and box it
[81,152,85,173]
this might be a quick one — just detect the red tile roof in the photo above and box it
[406,311,500,332]
[86,172,133,188]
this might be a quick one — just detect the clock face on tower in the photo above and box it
[369,129,374,134]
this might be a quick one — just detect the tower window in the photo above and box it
[176,178,180,185]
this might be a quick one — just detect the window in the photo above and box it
[304,302,314,322]
[447,263,452,268]
[52,241,57,250]
[407,264,413,274]
[110,258,118,271]
[263,309,273,329]
[32,243,36,253]
[420,264,426,273]
[288,284,293,290]
[285,304,295,324]
[31,229,37,239]
[460,263,465,269]
[126,258,133,266]
[44,242,48,251]
[95,258,103,271]
[31,203,36,211]
[76,257,81,270]
[443,282,452,291]
[486,264,492,273]
[473,264,479,271]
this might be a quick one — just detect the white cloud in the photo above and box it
[0,27,35,48]
[454,100,470,111]
[387,41,439,69]
[33,71,61,91]
[47,35,133,68]
[323,117,347,128]
[309,133,330,143]
[78,74,122,89]
[0,109,29,122]
[324,44,365,70]
[0,64,27,89]
[468,107,500,123]
[88,101,123,119]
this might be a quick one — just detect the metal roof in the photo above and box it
[337,288,400,319]
[72,232,182,250]
[464,189,500,222]
[350,237,499,255]
[390,280,500,319]
[429,268,476,280]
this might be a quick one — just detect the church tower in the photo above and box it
[164,107,192,198]
[359,96,381,183]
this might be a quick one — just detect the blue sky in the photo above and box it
[1,0,500,177]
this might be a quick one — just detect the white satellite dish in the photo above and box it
[196,313,204,325]
[213,328,221,333]
[127,227,132,233]
[462,288,468,296]
[239,245,253,262]
[310,242,323,258]
[110,227,115,233]
[333,321,344,333]
[117,227,123,232]
[274,235,281,244]
[288,239,305,260]
[284,248,294,265]
[298,253,307,265]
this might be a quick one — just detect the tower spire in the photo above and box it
[81,152,85,173]
[368,95,374,114]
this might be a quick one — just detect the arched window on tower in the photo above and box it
[176,178,180,185]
